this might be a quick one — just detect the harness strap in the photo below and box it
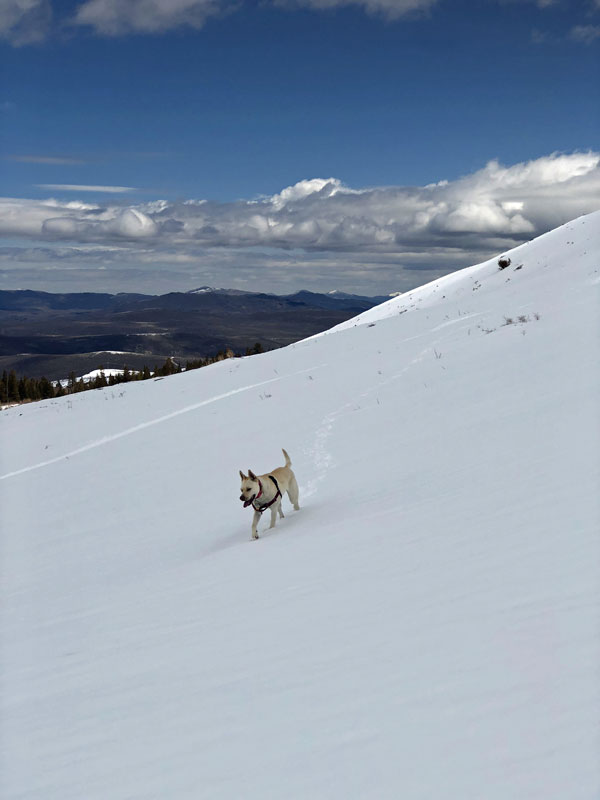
[253,475,282,514]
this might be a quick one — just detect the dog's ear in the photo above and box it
[248,469,257,480]
[239,470,246,481]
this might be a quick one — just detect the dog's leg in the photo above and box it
[251,509,261,540]
[278,503,285,519]
[288,476,300,511]
[268,504,278,529]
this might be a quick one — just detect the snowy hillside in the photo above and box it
[1,212,599,800]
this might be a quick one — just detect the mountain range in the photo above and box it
[0,287,390,379]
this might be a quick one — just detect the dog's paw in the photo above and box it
[251,533,259,540]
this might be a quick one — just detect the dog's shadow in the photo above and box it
[199,529,244,559]
[254,502,318,540]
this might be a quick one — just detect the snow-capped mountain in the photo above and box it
[186,286,247,295]
[1,212,598,800]
[187,285,221,294]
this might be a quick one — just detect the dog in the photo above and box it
[239,448,300,540]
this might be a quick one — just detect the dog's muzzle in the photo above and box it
[241,494,255,508]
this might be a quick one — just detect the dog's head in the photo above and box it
[239,470,259,507]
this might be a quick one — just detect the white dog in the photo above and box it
[239,448,300,540]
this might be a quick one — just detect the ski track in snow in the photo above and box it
[0,367,322,481]
[303,345,432,499]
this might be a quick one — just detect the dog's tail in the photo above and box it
[282,448,292,467]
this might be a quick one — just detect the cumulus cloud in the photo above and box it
[40,206,157,239]
[269,178,347,210]
[2,152,599,249]
[0,0,52,45]
[0,197,157,241]
[1,152,598,291]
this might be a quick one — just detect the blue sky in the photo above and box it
[0,0,598,294]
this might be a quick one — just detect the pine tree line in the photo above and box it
[1,342,265,406]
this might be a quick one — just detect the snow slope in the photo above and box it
[1,212,599,799]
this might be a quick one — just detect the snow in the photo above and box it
[188,286,217,293]
[1,212,599,799]
[80,368,129,381]
[54,368,136,389]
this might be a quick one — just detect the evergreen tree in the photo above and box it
[7,371,19,402]
[39,377,54,399]
[92,372,107,389]
[0,371,8,404]
[31,379,40,401]
[0,340,275,407]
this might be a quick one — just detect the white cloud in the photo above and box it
[1,152,599,291]
[570,24,600,44]
[531,28,551,44]
[8,0,597,43]
[41,207,157,239]
[269,178,346,210]
[70,0,438,37]
[71,0,232,35]
[275,0,438,19]
[9,155,86,165]
[0,0,52,45]
[109,209,157,237]
[0,197,79,238]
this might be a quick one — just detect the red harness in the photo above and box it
[252,476,282,514]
